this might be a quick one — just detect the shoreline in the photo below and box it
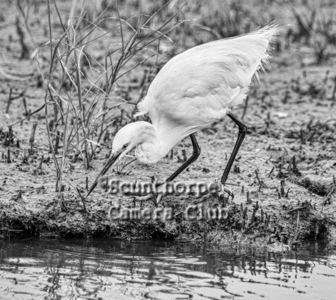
[1,178,335,250]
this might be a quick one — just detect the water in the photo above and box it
[0,239,335,300]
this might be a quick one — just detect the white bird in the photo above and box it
[87,24,280,197]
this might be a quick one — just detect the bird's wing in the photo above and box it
[137,25,279,127]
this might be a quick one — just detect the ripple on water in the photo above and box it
[0,240,335,300]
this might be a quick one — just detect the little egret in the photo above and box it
[87,24,280,197]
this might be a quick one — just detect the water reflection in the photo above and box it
[0,239,335,299]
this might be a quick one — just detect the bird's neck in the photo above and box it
[135,122,188,164]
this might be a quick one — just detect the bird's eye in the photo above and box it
[122,144,128,150]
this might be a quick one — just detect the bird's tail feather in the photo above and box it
[228,23,283,107]
[251,23,283,83]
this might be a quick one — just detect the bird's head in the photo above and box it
[87,121,155,197]
[110,122,142,161]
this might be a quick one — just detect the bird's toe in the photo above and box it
[216,183,234,202]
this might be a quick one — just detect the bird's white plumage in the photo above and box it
[138,25,278,119]
[133,24,279,162]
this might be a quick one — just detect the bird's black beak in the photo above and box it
[86,151,122,197]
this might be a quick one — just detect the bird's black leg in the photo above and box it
[149,134,200,206]
[166,133,201,182]
[221,112,247,185]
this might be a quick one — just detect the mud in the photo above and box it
[0,0,335,250]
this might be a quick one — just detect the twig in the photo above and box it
[255,169,268,190]
[15,16,30,59]
[6,87,13,113]
[29,123,38,152]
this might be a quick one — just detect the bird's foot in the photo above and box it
[151,177,167,206]
[133,192,163,207]
[214,182,234,204]
[134,177,166,207]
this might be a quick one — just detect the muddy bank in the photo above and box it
[1,130,335,249]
